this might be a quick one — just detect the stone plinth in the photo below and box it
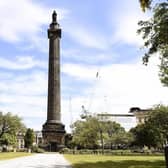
[42,122,65,151]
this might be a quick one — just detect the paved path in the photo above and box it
[0,153,72,168]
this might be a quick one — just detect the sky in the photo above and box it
[0,0,167,132]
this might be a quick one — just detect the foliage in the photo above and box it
[62,149,163,155]
[130,124,160,148]
[60,147,71,153]
[103,121,133,149]
[24,128,34,148]
[139,0,152,11]
[65,134,73,148]
[138,1,168,86]
[31,146,44,153]
[71,117,99,149]
[0,133,17,147]
[71,116,132,150]
[131,104,168,148]
[64,154,165,168]
[0,112,25,147]
[0,112,25,138]
[109,132,134,147]
[147,104,168,145]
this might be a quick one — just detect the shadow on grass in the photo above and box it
[72,160,165,168]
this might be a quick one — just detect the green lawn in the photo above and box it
[0,152,32,160]
[64,154,165,168]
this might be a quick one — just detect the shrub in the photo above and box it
[60,147,70,153]
[31,146,44,153]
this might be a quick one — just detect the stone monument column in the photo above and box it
[42,11,65,152]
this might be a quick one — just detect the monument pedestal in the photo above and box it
[42,122,65,152]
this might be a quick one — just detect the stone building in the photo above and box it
[16,132,25,149]
[34,131,43,146]
[129,107,152,124]
[97,113,134,122]
[16,131,43,150]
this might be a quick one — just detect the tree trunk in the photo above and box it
[111,142,113,150]
[100,130,104,154]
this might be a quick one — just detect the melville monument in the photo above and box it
[42,11,66,152]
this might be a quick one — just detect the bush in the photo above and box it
[61,149,163,156]
[60,147,70,154]
[16,148,27,152]
[31,146,44,153]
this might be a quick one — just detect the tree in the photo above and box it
[0,134,17,147]
[138,1,168,86]
[130,123,160,148]
[139,0,153,11]
[147,104,168,146]
[109,132,134,148]
[71,116,131,151]
[130,104,168,148]
[71,117,100,149]
[0,112,25,139]
[104,121,128,149]
[24,128,34,148]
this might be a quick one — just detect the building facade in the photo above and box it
[16,131,43,150]
[129,107,152,124]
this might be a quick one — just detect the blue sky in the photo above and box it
[0,0,167,132]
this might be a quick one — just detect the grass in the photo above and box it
[64,154,165,168]
[0,152,32,160]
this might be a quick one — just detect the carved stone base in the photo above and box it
[42,122,66,152]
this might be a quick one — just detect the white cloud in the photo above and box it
[62,48,118,64]
[0,0,68,50]
[108,0,150,46]
[0,69,46,120]
[0,56,47,70]
[62,15,110,50]
[62,58,167,131]
[0,70,47,120]
[64,26,109,50]
[0,58,165,132]
[0,70,47,95]
[62,63,98,80]
[113,15,145,46]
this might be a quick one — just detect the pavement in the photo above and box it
[0,153,72,168]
